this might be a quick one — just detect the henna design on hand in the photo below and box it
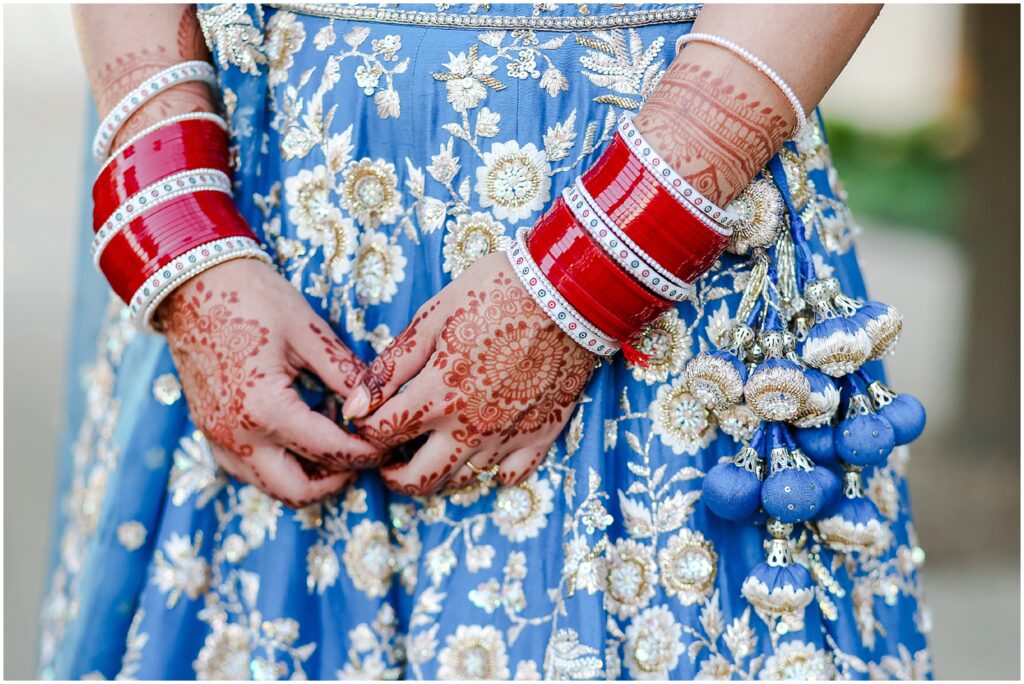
[432,273,594,448]
[163,281,269,457]
[177,6,211,61]
[381,443,465,496]
[308,322,363,390]
[360,401,434,450]
[360,302,438,410]
[634,62,791,206]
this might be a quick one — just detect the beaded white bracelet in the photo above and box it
[617,113,735,237]
[132,237,272,331]
[91,169,234,264]
[675,32,808,140]
[563,182,693,302]
[98,112,228,177]
[506,230,619,356]
[92,61,219,163]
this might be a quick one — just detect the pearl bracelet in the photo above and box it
[563,181,692,302]
[91,169,233,264]
[132,237,271,331]
[506,230,619,356]
[92,61,219,163]
[675,32,808,141]
[617,113,735,236]
[98,112,228,178]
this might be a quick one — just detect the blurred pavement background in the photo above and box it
[4,4,1020,680]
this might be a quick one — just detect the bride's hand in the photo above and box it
[342,251,596,494]
[158,258,384,508]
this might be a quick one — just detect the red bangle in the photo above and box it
[581,133,728,282]
[93,119,230,228]
[99,192,253,303]
[528,197,671,339]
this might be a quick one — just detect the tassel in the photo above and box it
[800,278,871,377]
[745,331,810,422]
[793,366,841,429]
[861,371,927,446]
[620,340,650,368]
[816,466,893,556]
[760,423,830,523]
[781,426,840,513]
[792,423,839,466]
[851,300,903,360]
[686,349,748,410]
[834,375,895,468]
[703,428,766,521]
[725,175,785,255]
[741,518,815,631]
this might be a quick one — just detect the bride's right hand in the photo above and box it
[158,258,385,508]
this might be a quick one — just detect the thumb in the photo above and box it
[344,301,442,419]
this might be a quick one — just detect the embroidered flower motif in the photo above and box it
[339,158,402,228]
[355,63,384,94]
[236,486,282,549]
[604,539,658,619]
[194,623,251,680]
[342,520,393,598]
[439,50,500,112]
[649,379,717,455]
[563,536,607,596]
[475,141,551,223]
[493,474,554,542]
[506,50,540,80]
[629,309,691,385]
[442,212,508,278]
[285,165,333,233]
[759,640,835,680]
[437,624,510,680]
[371,34,402,60]
[168,430,226,508]
[152,373,182,405]
[417,195,448,234]
[306,541,341,594]
[152,532,210,608]
[264,11,305,85]
[623,605,685,679]
[353,230,407,305]
[117,521,147,551]
[658,529,717,605]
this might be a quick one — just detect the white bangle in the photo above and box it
[131,237,271,331]
[98,112,228,177]
[92,61,219,163]
[563,181,693,302]
[506,229,619,356]
[617,113,735,237]
[675,32,808,141]
[91,169,233,265]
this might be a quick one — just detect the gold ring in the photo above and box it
[465,460,500,486]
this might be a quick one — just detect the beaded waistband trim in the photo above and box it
[266,4,700,31]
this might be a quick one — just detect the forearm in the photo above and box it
[634,3,882,207]
[71,4,214,149]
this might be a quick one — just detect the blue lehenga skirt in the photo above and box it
[40,3,931,679]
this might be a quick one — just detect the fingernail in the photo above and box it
[343,386,371,419]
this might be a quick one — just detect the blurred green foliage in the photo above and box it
[822,118,966,239]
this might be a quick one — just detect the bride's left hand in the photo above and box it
[341,251,597,494]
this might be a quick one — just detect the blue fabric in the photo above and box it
[41,4,931,679]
